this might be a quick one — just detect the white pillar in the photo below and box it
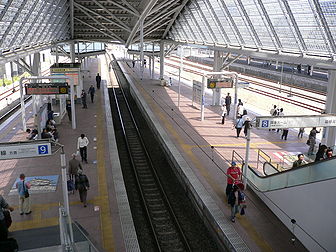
[70,42,75,63]
[323,70,336,147]
[310,65,314,76]
[55,47,59,63]
[32,52,41,75]
[152,42,155,78]
[247,56,251,65]
[159,41,164,79]
[212,50,222,106]
[140,20,144,79]
[201,75,205,121]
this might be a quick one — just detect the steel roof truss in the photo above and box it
[162,0,189,38]
[0,0,14,22]
[179,15,197,41]
[118,0,140,17]
[185,6,207,42]
[0,0,29,48]
[91,0,131,31]
[221,54,242,69]
[203,0,230,44]
[149,0,176,15]
[74,2,131,32]
[105,0,139,17]
[235,0,261,47]
[193,1,217,42]
[254,0,281,49]
[14,59,34,75]
[45,8,69,42]
[135,19,171,41]
[145,5,181,29]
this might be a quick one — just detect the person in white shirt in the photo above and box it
[77,134,89,163]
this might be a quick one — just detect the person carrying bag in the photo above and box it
[16,174,31,215]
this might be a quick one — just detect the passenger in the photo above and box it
[297,64,302,74]
[225,161,241,197]
[52,128,59,141]
[315,144,327,161]
[234,117,244,138]
[326,148,333,159]
[236,104,244,118]
[81,90,87,109]
[16,174,31,215]
[0,194,14,241]
[276,108,284,133]
[26,129,37,140]
[69,153,82,181]
[143,58,147,68]
[221,103,227,125]
[75,169,90,207]
[243,116,251,138]
[307,127,320,155]
[96,73,101,89]
[298,127,304,138]
[238,99,243,106]
[281,127,289,140]
[225,93,232,116]
[41,128,51,139]
[269,105,278,131]
[66,100,72,122]
[46,119,56,130]
[47,110,54,120]
[169,77,172,86]
[77,133,89,163]
[228,184,245,223]
[88,85,95,103]
[292,154,307,168]
[132,60,135,68]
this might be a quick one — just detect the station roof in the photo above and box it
[0,0,335,66]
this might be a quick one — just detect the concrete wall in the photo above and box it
[253,179,336,251]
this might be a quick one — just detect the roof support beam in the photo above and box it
[74,2,131,32]
[203,0,230,44]
[255,0,282,49]
[105,0,139,17]
[119,0,140,17]
[311,0,336,54]
[185,6,207,42]
[193,1,217,42]
[221,54,242,70]
[14,59,34,75]
[70,0,74,39]
[280,0,307,52]
[235,0,261,47]
[162,0,189,38]
[144,5,181,29]
[125,0,159,48]
[179,16,197,41]
[0,0,13,22]
[44,5,69,42]
[91,0,131,31]
[74,17,123,42]
[149,0,176,15]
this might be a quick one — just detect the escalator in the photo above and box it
[242,156,336,252]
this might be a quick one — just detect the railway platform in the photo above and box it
[118,59,308,251]
[0,58,139,251]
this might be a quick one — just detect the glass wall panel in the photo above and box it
[319,0,336,54]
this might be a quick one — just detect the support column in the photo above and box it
[70,42,75,63]
[140,20,144,80]
[32,52,41,75]
[212,50,221,106]
[152,42,155,78]
[159,41,164,79]
[323,70,336,147]
[148,56,152,77]
[55,46,59,64]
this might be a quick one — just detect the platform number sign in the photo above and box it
[38,144,49,155]
[261,120,269,128]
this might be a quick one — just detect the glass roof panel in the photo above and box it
[319,0,336,52]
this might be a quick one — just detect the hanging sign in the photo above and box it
[25,82,69,95]
[207,78,233,89]
[0,142,52,160]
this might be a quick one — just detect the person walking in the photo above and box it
[225,161,241,197]
[292,154,307,168]
[225,93,232,116]
[298,128,304,138]
[0,195,14,241]
[308,127,320,155]
[281,127,289,140]
[66,100,72,121]
[88,85,95,103]
[16,174,31,215]
[221,104,227,125]
[81,90,87,109]
[69,153,82,181]
[228,184,245,223]
[75,169,90,207]
[234,117,244,138]
[132,60,135,68]
[96,73,101,89]
[77,134,89,163]
[276,108,284,133]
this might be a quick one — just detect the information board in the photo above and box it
[256,114,336,129]
[192,80,202,105]
[25,83,69,95]
[207,78,233,89]
[0,142,52,160]
[50,63,81,86]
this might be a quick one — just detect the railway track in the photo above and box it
[111,59,192,252]
[164,59,325,113]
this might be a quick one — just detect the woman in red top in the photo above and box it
[226,161,242,197]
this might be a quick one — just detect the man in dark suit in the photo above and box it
[95,73,101,89]
[225,93,232,116]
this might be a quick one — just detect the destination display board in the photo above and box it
[207,78,233,89]
[50,63,81,86]
[25,82,69,95]
[256,114,336,129]
[0,142,51,160]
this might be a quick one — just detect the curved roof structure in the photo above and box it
[0,0,335,66]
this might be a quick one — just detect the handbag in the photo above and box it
[306,140,310,145]
[23,181,29,198]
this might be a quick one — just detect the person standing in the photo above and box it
[225,161,241,197]
[77,134,89,163]
[75,169,90,207]
[16,174,31,215]
[0,195,14,241]
[132,60,135,68]
[66,100,72,121]
[96,73,101,89]
[298,128,304,138]
[88,85,95,103]
[315,144,327,161]
[69,153,82,181]
[292,154,307,168]
[308,127,320,155]
[281,127,289,140]
[276,108,284,133]
[81,90,87,109]
[225,93,232,116]
[221,104,227,125]
[234,117,244,138]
